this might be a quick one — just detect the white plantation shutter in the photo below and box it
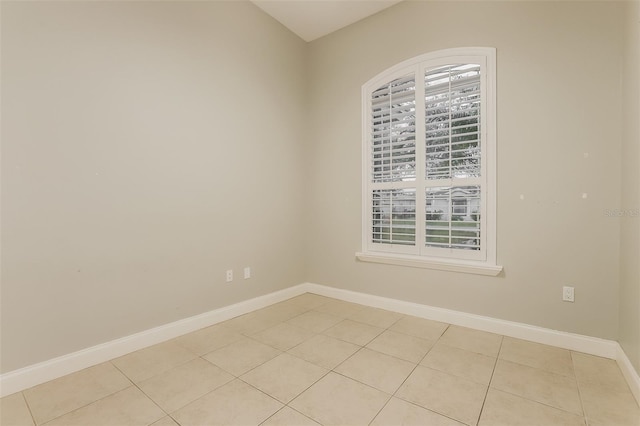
[369,74,417,248]
[425,64,481,180]
[425,186,481,250]
[424,64,482,254]
[372,189,416,245]
[371,75,416,183]
[362,48,497,268]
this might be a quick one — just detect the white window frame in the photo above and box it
[356,47,502,276]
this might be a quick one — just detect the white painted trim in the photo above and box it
[617,343,640,405]
[304,283,618,358]
[0,284,307,397]
[356,252,503,276]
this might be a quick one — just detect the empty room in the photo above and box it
[1,0,639,425]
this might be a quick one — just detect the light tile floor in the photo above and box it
[2,293,639,426]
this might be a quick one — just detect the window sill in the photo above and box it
[355,252,503,276]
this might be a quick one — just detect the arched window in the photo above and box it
[358,48,501,276]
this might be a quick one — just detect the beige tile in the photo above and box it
[587,422,619,426]
[43,386,164,426]
[151,417,179,426]
[290,372,389,426]
[257,302,310,323]
[283,293,332,310]
[334,348,415,394]
[251,323,316,351]
[111,341,198,383]
[348,306,403,329]
[203,337,281,376]
[172,379,282,426]
[572,352,631,392]
[137,358,234,412]
[313,300,366,318]
[371,397,465,426]
[479,388,585,426]
[396,366,487,425]
[285,310,342,333]
[324,319,384,346]
[367,330,435,363]
[421,343,496,385]
[221,311,282,335]
[173,324,244,356]
[580,383,640,426]
[491,359,582,415]
[241,353,327,403]
[288,334,360,369]
[500,337,574,377]
[389,315,449,340]
[261,407,321,426]
[1,392,34,426]
[438,325,502,357]
[23,362,130,425]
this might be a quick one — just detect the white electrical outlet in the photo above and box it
[244,267,251,279]
[562,286,574,302]
[226,270,233,283]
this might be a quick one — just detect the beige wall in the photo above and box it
[305,1,624,340]
[0,1,307,373]
[619,0,640,374]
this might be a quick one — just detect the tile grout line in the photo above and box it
[115,331,260,420]
[167,412,183,426]
[34,384,151,426]
[570,351,590,426]
[29,362,148,426]
[485,386,591,422]
[202,340,283,379]
[214,312,329,417]
[235,368,330,419]
[280,367,333,422]
[315,311,418,425]
[474,334,504,426]
[322,311,416,372]
[236,304,336,421]
[259,404,319,426]
[218,300,333,423]
[494,354,588,416]
[366,395,394,426]
[381,323,474,426]
[109,360,171,425]
[19,391,37,426]
[485,345,595,422]
[366,346,424,425]
[367,323,452,425]
[279,307,389,412]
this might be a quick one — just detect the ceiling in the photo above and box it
[251,0,404,42]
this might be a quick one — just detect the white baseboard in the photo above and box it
[304,283,619,358]
[0,284,308,397]
[617,343,640,404]
[2,281,638,408]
